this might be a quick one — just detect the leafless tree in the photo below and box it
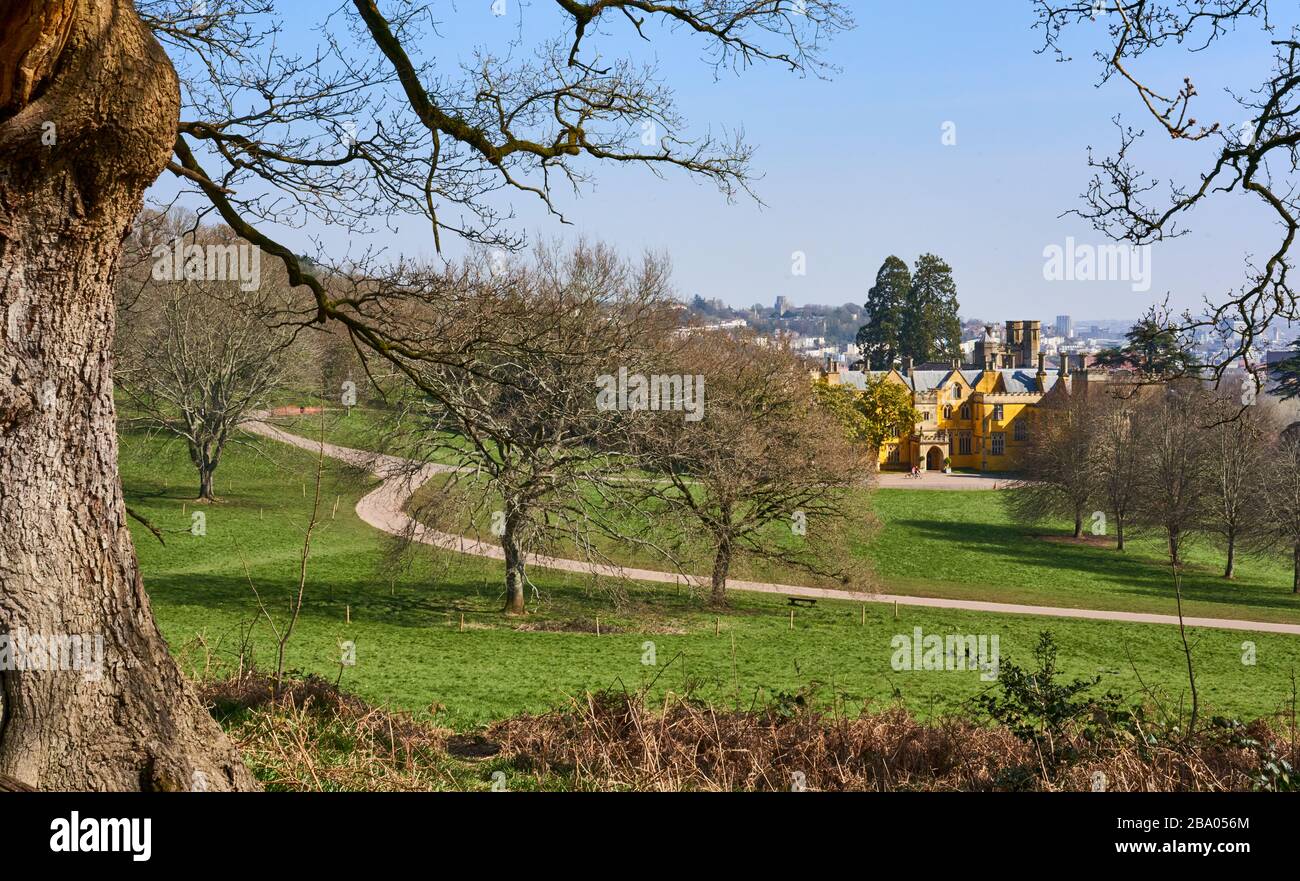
[619,332,871,607]
[378,242,680,615]
[1202,385,1270,578]
[1132,385,1214,566]
[1005,386,1097,539]
[1092,385,1147,550]
[116,218,299,501]
[1034,1,1296,384]
[1261,430,1300,593]
[1130,382,1216,734]
[0,0,849,788]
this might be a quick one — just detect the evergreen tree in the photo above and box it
[855,256,910,370]
[1093,315,1196,376]
[1271,337,1300,400]
[900,253,962,363]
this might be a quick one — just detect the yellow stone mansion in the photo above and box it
[818,320,1084,473]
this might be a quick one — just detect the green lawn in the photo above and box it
[259,401,395,453]
[408,470,1300,625]
[123,426,1300,730]
[868,490,1300,624]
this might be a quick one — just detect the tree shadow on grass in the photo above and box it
[147,563,717,633]
[893,518,1300,616]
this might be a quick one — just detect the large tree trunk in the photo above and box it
[0,0,256,790]
[710,540,731,607]
[195,445,217,502]
[1115,515,1125,551]
[501,519,526,615]
[198,465,215,502]
[1223,529,1236,580]
[190,437,225,501]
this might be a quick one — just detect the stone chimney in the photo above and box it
[1036,352,1048,392]
[902,355,914,377]
[1023,320,1042,368]
[1059,352,1071,378]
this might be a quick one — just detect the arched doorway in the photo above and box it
[926,447,944,472]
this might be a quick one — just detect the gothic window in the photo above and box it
[887,445,900,464]
[958,431,972,455]
[943,404,953,419]
[953,386,963,399]
[1014,419,1028,441]
[959,403,972,420]
[992,404,1004,421]
[991,432,1005,456]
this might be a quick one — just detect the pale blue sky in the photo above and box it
[152,0,1291,322]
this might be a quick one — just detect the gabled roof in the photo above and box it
[838,370,870,390]
[979,368,1057,394]
[1040,374,1073,403]
[909,370,952,392]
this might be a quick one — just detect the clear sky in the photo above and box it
[151,0,1292,324]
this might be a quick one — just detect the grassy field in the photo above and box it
[407,467,1300,625]
[123,425,1300,730]
[868,491,1300,624]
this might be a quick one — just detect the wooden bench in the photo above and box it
[787,596,816,608]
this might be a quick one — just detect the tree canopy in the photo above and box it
[856,256,910,370]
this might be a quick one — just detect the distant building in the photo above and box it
[774,295,789,317]
[1055,314,1073,339]
[973,320,1041,370]
[817,353,1072,473]
[674,318,749,337]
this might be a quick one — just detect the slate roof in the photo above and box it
[833,367,1057,395]
[837,370,871,390]
[909,370,953,392]
[992,369,1057,394]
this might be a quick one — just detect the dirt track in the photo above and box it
[242,419,1300,637]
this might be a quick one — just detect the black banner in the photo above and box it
[0,792,1281,867]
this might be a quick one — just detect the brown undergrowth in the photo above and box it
[200,672,1297,792]
[488,690,1289,792]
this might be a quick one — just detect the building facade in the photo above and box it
[819,320,1084,473]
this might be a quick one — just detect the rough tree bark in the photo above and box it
[192,442,219,502]
[0,0,256,790]
[710,538,731,607]
[198,462,216,502]
[501,515,527,615]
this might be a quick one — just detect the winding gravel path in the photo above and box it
[243,419,1300,637]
